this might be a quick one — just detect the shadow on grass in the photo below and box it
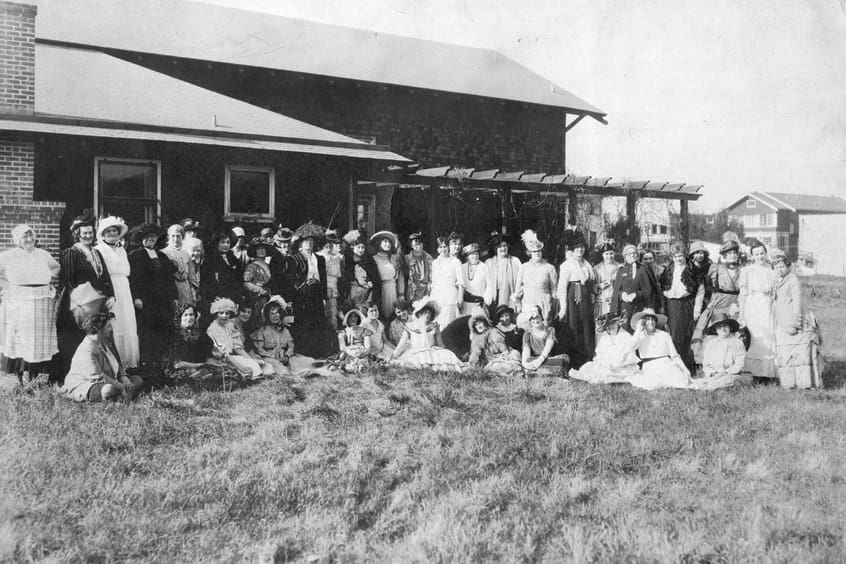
[823,359,846,390]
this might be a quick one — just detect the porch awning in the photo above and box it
[0,117,410,162]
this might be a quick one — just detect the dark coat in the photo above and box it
[129,248,178,323]
[611,262,662,316]
[200,251,243,302]
[341,249,381,305]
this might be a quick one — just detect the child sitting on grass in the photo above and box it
[337,308,373,372]
[361,301,394,361]
[61,312,144,402]
[206,297,263,379]
[390,299,465,372]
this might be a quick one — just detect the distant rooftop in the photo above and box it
[728,191,846,214]
[35,0,606,120]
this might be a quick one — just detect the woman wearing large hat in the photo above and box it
[593,238,621,317]
[610,244,661,332]
[556,232,597,367]
[370,230,405,322]
[626,308,693,390]
[513,229,557,324]
[289,222,334,357]
[461,243,488,318]
[242,237,274,329]
[94,216,139,369]
[129,223,178,371]
[696,312,752,390]
[55,211,115,381]
[405,232,433,302]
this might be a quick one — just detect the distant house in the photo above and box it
[725,191,846,276]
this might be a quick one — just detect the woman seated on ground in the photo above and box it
[387,299,411,347]
[493,305,524,355]
[468,313,523,377]
[60,312,144,402]
[626,308,692,390]
[206,297,263,380]
[521,305,570,377]
[694,312,752,390]
[390,299,465,372]
[361,302,394,361]
[165,304,238,382]
[337,308,373,373]
[251,295,324,376]
[570,313,640,385]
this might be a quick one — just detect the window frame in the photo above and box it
[746,199,757,208]
[224,164,276,220]
[94,156,162,224]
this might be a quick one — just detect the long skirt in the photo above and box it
[0,285,57,365]
[380,281,398,321]
[392,346,464,372]
[743,293,777,379]
[566,282,595,369]
[776,329,823,389]
[666,296,695,370]
[109,275,140,368]
[629,357,691,390]
[524,353,569,378]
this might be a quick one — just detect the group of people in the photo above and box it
[0,214,825,403]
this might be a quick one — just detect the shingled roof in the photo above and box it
[36,0,606,120]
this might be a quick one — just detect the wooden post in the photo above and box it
[568,190,578,226]
[501,188,511,234]
[348,177,356,231]
[626,194,638,244]
[562,112,567,173]
[680,199,690,248]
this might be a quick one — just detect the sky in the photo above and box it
[197,0,846,212]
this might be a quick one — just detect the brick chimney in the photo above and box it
[0,0,66,256]
[0,0,36,115]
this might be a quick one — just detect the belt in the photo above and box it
[715,290,739,295]
[464,291,484,304]
[641,355,669,364]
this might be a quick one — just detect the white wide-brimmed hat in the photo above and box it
[96,216,128,241]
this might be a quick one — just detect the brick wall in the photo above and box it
[0,138,65,256]
[0,0,36,114]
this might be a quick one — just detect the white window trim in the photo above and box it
[94,157,162,223]
[224,165,275,220]
[746,199,757,208]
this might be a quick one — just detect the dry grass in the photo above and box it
[1,277,845,563]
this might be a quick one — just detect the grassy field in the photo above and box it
[2,277,846,563]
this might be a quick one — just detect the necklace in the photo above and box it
[467,263,478,281]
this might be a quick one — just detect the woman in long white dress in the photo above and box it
[570,313,640,385]
[430,236,465,329]
[738,239,777,379]
[94,216,139,368]
[626,308,692,390]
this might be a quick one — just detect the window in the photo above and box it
[746,199,756,208]
[225,165,275,218]
[759,213,774,227]
[95,158,161,226]
[777,234,789,250]
[705,215,715,226]
[659,225,668,235]
[356,195,376,236]
[789,222,795,234]
[761,236,772,247]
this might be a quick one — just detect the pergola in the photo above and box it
[357,164,703,245]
